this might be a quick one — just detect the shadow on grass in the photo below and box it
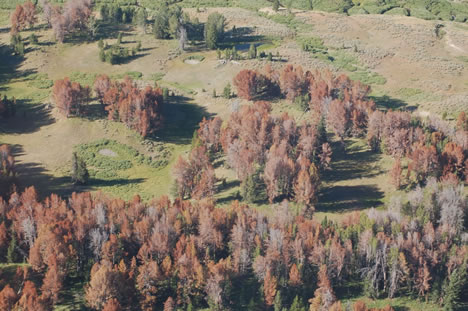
[322,139,384,183]
[8,145,72,199]
[118,52,150,64]
[0,100,55,134]
[316,137,385,212]
[317,184,384,212]
[0,43,28,84]
[155,95,212,145]
[83,177,145,189]
[371,95,417,112]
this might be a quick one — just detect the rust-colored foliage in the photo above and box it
[390,157,402,189]
[11,2,37,34]
[263,269,277,306]
[102,298,121,311]
[50,0,93,42]
[95,76,163,137]
[52,78,90,117]
[0,284,17,311]
[173,146,216,199]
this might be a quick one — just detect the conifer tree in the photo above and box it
[71,152,89,185]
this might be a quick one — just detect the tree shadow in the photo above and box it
[0,100,55,134]
[95,23,131,41]
[218,179,240,192]
[316,184,384,212]
[370,95,417,112]
[117,52,150,64]
[8,145,72,199]
[216,193,240,205]
[81,102,106,121]
[316,136,385,212]
[154,95,212,145]
[322,139,384,183]
[139,47,154,52]
[78,177,146,192]
[0,44,25,84]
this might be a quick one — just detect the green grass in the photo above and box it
[25,73,54,89]
[260,12,314,33]
[69,72,98,87]
[74,139,173,200]
[349,70,387,86]
[161,81,198,95]
[184,55,205,62]
[112,71,144,80]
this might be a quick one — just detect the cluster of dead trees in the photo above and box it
[0,182,466,310]
[51,75,164,137]
[233,65,376,144]
[367,110,468,188]
[233,65,468,189]
[11,0,93,42]
[174,102,331,206]
[10,1,37,34]
[93,75,164,137]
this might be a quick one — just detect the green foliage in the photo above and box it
[25,73,54,89]
[117,32,123,44]
[294,93,310,112]
[29,33,38,45]
[204,12,226,49]
[184,55,205,62]
[152,3,183,39]
[241,167,267,203]
[72,152,89,185]
[441,262,467,310]
[299,36,326,53]
[100,44,135,65]
[99,48,106,62]
[274,290,283,311]
[273,0,280,11]
[134,8,147,29]
[223,83,231,99]
[7,233,16,264]
[289,296,306,311]
[162,87,169,101]
[349,71,387,85]
[248,43,257,59]
[75,139,170,181]
[153,10,170,39]
[10,34,24,57]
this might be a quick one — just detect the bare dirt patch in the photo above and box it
[98,149,117,157]
[184,59,201,65]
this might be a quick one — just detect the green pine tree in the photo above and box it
[442,263,467,310]
[248,43,257,59]
[117,32,123,44]
[289,296,306,311]
[71,152,89,185]
[204,12,225,49]
[273,0,280,12]
[241,167,267,203]
[223,83,231,99]
[7,233,17,263]
[274,290,282,311]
